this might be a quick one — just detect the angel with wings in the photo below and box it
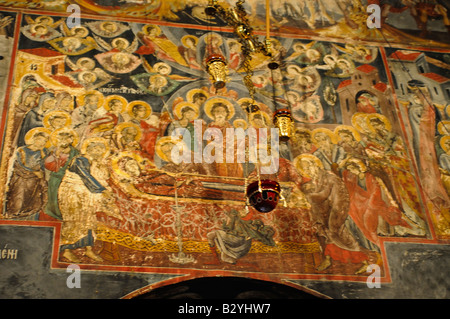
[94,36,142,74]
[135,24,189,68]
[287,41,327,66]
[65,56,114,90]
[21,15,63,42]
[332,43,378,64]
[131,59,195,97]
[47,22,98,55]
[285,64,322,94]
[85,20,130,38]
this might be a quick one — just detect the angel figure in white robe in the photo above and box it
[21,15,63,42]
[94,35,142,74]
[47,22,98,55]
[65,56,114,90]
[332,43,378,64]
[85,20,130,38]
[130,59,195,97]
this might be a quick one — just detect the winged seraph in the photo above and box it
[85,20,130,38]
[94,35,139,54]
[141,57,195,82]
[21,15,63,42]
[135,24,188,68]
[332,43,378,64]
[47,22,98,55]
[94,51,142,74]
[65,56,114,90]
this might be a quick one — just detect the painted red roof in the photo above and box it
[20,48,64,57]
[356,64,377,73]
[389,50,422,61]
[337,79,352,89]
[373,82,388,92]
[421,72,449,83]
[50,75,84,88]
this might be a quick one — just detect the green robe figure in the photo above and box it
[43,131,79,220]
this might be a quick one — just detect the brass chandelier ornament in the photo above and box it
[205,0,271,57]
[205,53,228,89]
[205,0,284,214]
[273,108,294,142]
[205,0,279,99]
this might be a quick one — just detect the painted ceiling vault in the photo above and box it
[0,0,449,299]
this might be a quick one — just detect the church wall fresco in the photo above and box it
[0,1,449,47]
[0,1,448,298]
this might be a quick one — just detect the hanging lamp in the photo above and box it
[205,53,228,89]
[273,108,294,142]
[206,0,282,213]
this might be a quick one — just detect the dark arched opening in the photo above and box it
[135,277,323,299]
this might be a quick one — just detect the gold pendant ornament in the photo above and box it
[273,109,294,142]
[205,54,228,89]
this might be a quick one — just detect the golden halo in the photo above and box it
[104,95,128,112]
[294,127,312,135]
[62,37,81,49]
[76,57,96,71]
[50,127,79,147]
[285,64,303,79]
[173,101,199,120]
[35,16,54,25]
[186,89,209,104]
[293,127,312,140]
[155,136,187,163]
[111,151,145,178]
[111,52,131,65]
[250,111,271,128]
[311,128,338,144]
[76,90,104,109]
[30,24,48,35]
[233,119,248,129]
[286,90,301,101]
[351,112,370,134]
[100,21,119,33]
[181,35,199,47]
[344,157,367,172]
[334,125,361,142]
[127,100,152,119]
[293,154,323,178]
[204,97,235,121]
[114,122,142,141]
[142,24,161,36]
[440,135,450,153]
[111,37,130,49]
[24,127,52,147]
[78,71,97,83]
[366,113,392,133]
[70,26,89,37]
[149,74,168,87]
[153,62,172,75]
[237,97,254,106]
[43,110,72,130]
[204,32,223,46]
[438,120,450,136]
[81,137,110,156]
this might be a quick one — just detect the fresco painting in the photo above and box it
[0,2,448,290]
[0,1,449,47]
